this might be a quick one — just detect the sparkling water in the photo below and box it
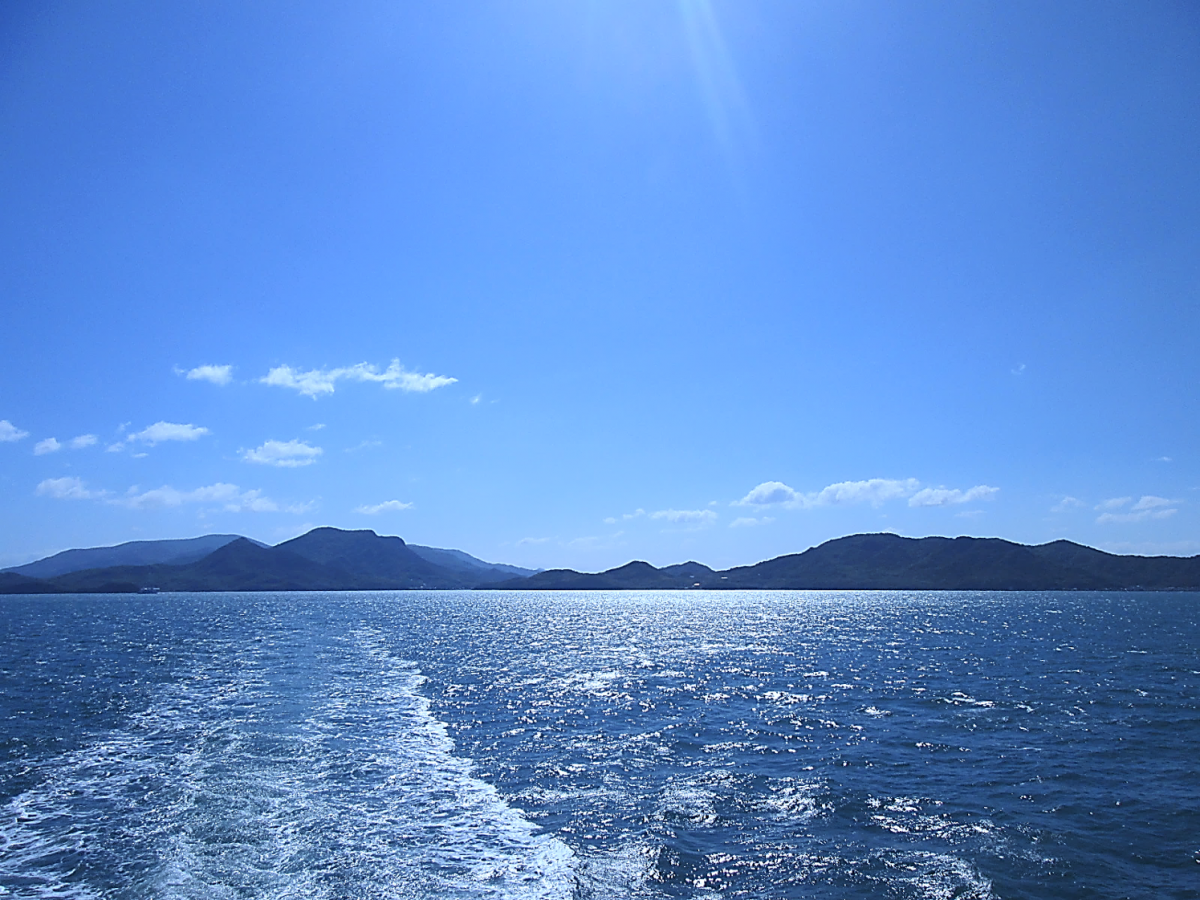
[2,590,1197,898]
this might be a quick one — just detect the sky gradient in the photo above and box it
[2,1,1198,571]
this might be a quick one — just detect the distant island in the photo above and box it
[2,528,1199,594]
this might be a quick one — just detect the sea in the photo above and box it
[1,590,1198,899]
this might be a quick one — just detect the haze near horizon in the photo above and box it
[2,2,1197,571]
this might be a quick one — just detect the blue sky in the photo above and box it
[2,1,1198,571]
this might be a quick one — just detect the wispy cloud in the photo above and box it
[736,477,997,511]
[178,364,233,385]
[69,434,97,449]
[355,500,413,514]
[37,476,301,513]
[1051,496,1086,513]
[908,485,999,507]
[34,437,61,455]
[261,359,457,399]
[117,483,290,512]
[650,508,718,527]
[0,420,29,442]
[127,422,210,445]
[1096,495,1180,524]
[241,439,323,468]
[729,516,773,528]
[604,508,646,525]
[36,477,107,500]
[516,537,552,547]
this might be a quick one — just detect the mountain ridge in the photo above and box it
[2,529,1198,594]
[3,534,258,579]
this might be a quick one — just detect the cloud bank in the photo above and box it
[261,359,457,398]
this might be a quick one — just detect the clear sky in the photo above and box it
[2,1,1198,571]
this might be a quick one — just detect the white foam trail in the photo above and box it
[0,626,576,899]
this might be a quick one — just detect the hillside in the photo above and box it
[4,534,253,579]
[3,530,1198,594]
[487,533,1200,591]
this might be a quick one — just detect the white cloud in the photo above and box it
[129,422,210,445]
[307,423,326,431]
[516,537,552,546]
[1096,495,1180,524]
[241,439,323,468]
[908,485,999,507]
[737,481,801,506]
[816,478,921,506]
[36,477,106,500]
[650,508,718,526]
[34,434,98,454]
[736,477,997,511]
[261,359,457,399]
[1051,496,1086,513]
[356,500,414,514]
[736,477,921,509]
[0,420,29,442]
[180,364,233,385]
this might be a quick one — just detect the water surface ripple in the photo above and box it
[1,590,1197,899]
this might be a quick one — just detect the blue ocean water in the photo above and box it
[1,590,1197,899]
